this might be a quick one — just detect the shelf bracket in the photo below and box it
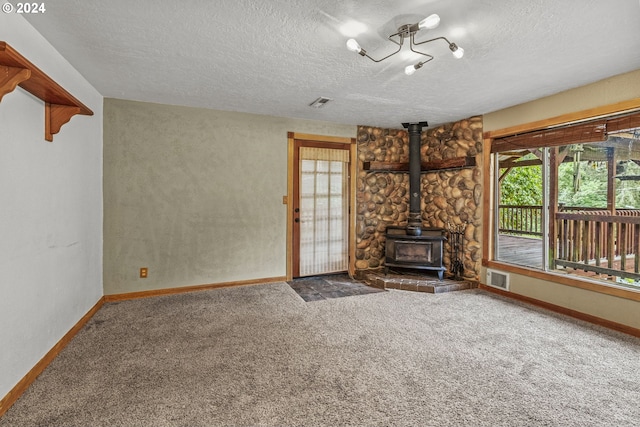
[0,65,31,101]
[45,103,81,142]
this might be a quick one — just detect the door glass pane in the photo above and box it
[299,148,349,276]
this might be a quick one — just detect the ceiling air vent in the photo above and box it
[309,97,332,108]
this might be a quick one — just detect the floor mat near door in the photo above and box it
[287,273,384,302]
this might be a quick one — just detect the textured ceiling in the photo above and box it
[23,0,640,128]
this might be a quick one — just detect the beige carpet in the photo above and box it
[1,282,639,426]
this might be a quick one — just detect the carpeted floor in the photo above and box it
[287,273,385,301]
[1,283,639,426]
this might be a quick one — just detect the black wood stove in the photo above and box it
[384,121,447,280]
[385,226,446,280]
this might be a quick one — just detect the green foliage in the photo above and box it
[499,165,542,205]
[558,161,607,207]
[558,160,640,208]
[617,161,640,209]
[499,150,640,209]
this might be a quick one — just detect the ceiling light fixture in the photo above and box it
[346,14,464,75]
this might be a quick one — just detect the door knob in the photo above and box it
[295,218,300,223]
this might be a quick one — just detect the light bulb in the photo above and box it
[418,14,440,30]
[450,44,464,59]
[405,62,424,75]
[346,38,362,53]
[404,64,417,76]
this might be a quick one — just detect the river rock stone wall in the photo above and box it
[355,117,483,281]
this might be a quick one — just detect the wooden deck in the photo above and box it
[497,234,639,283]
[497,234,544,269]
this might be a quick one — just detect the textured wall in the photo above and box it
[355,117,483,280]
[484,69,640,132]
[103,99,355,295]
[0,15,103,399]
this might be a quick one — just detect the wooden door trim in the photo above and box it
[286,132,356,280]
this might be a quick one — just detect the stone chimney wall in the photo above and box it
[355,116,483,281]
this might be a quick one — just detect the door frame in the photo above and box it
[286,132,357,280]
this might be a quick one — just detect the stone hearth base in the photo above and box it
[357,269,477,294]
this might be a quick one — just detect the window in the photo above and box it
[491,112,640,289]
[496,149,546,269]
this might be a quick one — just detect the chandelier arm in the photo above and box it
[411,35,452,47]
[418,56,435,66]
[409,47,435,61]
[362,42,404,63]
[388,32,403,46]
[407,33,435,61]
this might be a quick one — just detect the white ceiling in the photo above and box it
[24,0,640,129]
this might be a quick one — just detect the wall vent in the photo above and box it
[486,269,510,290]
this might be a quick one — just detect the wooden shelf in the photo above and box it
[363,156,476,172]
[0,41,93,142]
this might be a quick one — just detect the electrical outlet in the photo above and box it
[140,267,148,278]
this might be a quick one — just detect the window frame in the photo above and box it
[483,100,640,302]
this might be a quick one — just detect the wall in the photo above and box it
[483,69,640,329]
[0,15,103,399]
[484,69,640,132]
[103,99,355,295]
[355,117,483,280]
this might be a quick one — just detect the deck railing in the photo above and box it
[555,210,640,280]
[499,205,640,280]
[498,205,543,236]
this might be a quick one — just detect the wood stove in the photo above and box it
[385,226,446,280]
[384,121,447,280]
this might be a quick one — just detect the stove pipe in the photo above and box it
[402,121,428,236]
